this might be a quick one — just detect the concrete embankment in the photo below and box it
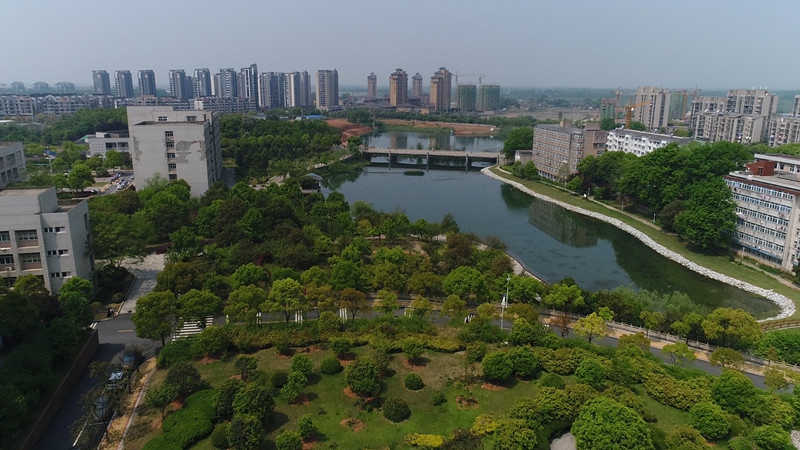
[481,168,796,321]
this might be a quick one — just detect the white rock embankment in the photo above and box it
[481,168,796,321]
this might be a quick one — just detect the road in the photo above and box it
[32,255,164,450]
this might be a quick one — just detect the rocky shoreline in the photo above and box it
[481,168,796,321]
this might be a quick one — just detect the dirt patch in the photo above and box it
[301,345,323,353]
[343,387,359,399]
[302,436,319,450]
[338,354,355,366]
[198,356,218,364]
[456,395,479,410]
[340,417,365,432]
[481,382,506,391]
[326,118,373,143]
[151,416,163,430]
[230,374,243,381]
[403,359,426,370]
[291,394,311,406]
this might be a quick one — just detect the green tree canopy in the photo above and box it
[571,397,654,450]
[502,127,533,159]
[132,291,179,345]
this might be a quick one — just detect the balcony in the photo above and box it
[17,239,39,248]
[20,261,42,270]
[0,264,15,273]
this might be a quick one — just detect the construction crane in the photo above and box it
[624,101,650,128]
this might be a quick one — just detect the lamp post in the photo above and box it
[501,275,510,330]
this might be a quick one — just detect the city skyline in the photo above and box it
[3,0,800,90]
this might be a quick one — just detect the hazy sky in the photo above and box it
[3,0,799,90]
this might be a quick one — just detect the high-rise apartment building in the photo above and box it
[691,89,778,144]
[0,187,94,293]
[478,84,500,111]
[389,69,408,106]
[127,106,222,197]
[214,68,238,99]
[193,68,212,98]
[239,64,259,103]
[633,86,671,130]
[286,71,311,107]
[169,69,191,100]
[115,70,135,98]
[456,84,477,111]
[92,70,111,95]
[316,69,339,111]
[411,73,423,98]
[138,70,157,97]
[430,67,452,111]
[258,72,286,109]
[367,73,377,99]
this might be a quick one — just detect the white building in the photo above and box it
[0,142,27,188]
[83,132,131,158]
[0,188,94,293]
[605,129,692,157]
[127,106,222,197]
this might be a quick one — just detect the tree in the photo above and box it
[145,384,178,420]
[573,312,607,343]
[688,402,730,440]
[441,294,467,323]
[164,362,206,398]
[702,307,762,351]
[375,289,399,315]
[541,283,584,311]
[234,356,258,382]
[132,291,178,345]
[336,287,370,321]
[507,345,539,379]
[505,303,538,324]
[178,289,222,328]
[290,354,314,376]
[709,347,744,369]
[711,369,757,416]
[228,413,264,450]
[575,358,606,390]
[571,397,654,450]
[502,127,533,160]
[67,163,94,191]
[600,117,619,131]
[442,266,487,301]
[58,277,94,327]
[298,413,319,440]
[213,378,244,420]
[409,295,432,318]
[673,178,737,250]
[225,285,267,327]
[764,367,790,392]
[264,278,306,323]
[481,351,512,382]
[233,383,275,424]
[0,291,38,342]
[508,318,545,346]
[330,260,362,291]
[281,371,307,403]
[229,263,270,290]
[345,358,380,398]
[639,310,665,336]
[402,337,425,363]
[628,121,647,131]
[492,419,538,450]
[618,332,651,352]
[664,426,706,450]
[661,342,696,367]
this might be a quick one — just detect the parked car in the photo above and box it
[92,395,110,421]
[107,371,125,391]
[120,352,140,370]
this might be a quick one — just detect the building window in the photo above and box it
[168,174,177,181]
[158,116,167,122]
[20,254,41,263]
[44,227,65,233]
[16,230,38,241]
[167,153,176,160]
[0,255,13,265]
[186,116,196,122]
[46,249,69,257]
[62,271,72,278]
[0,231,9,242]
[166,141,174,149]
[165,131,173,138]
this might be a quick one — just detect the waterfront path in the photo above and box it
[481,167,796,320]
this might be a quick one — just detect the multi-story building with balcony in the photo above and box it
[389,69,408,106]
[725,153,800,270]
[0,187,93,293]
[693,112,765,145]
[127,106,222,196]
[605,129,692,157]
[316,69,339,111]
[0,142,27,188]
[115,70,135,99]
[691,89,777,143]
[532,121,607,182]
[633,86,671,130]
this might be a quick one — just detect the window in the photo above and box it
[168,164,177,170]
[167,153,176,160]
[44,227,65,233]
[46,249,69,257]
[158,116,167,122]
[16,230,38,241]
[20,254,41,263]
[0,255,13,265]
[0,231,9,242]
[186,115,196,122]
[166,141,174,149]
[165,131,173,138]
[168,174,177,181]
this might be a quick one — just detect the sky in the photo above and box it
[3,0,800,91]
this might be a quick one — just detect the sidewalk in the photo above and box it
[99,358,158,450]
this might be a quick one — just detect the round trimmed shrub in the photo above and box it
[481,351,512,382]
[383,398,412,422]
[539,372,565,389]
[275,429,302,450]
[689,402,730,440]
[290,354,313,376]
[404,373,424,390]
[575,358,606,390]
[319,356,343,375]
[330,337,351,357]
[432,392,446,406]
[210,422,230,449]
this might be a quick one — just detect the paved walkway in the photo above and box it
[118,254,166,315]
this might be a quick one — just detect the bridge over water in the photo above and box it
[360,147,505,169]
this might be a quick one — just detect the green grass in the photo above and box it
[488,167,800,317]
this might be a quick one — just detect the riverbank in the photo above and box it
[482,167,797,321]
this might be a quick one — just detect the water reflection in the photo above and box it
[528,198,598,248]
[366,131,502,152]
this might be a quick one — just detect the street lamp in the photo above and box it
[501,275,510,330]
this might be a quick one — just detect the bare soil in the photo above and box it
[340,417,365,432]
[326,118,373,143]
[481,382,506,391]
[456,395,479,410]
[198,356,218,364]
[402,359,427,370]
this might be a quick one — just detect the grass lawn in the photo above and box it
[488,167,800,317]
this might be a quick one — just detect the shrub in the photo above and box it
[156,339,192,368]
[281,371,307,403]
[345,358,380,398]
[275,334,292,356]
[298,413,318,439]
[481,351,512,382]
[471,414,497,436]
[425,336,463,353]
[290,354,314,376]
[432,392,446,406]
[405,433,445,448]
[165,362,207,398]
[371,347,391,375]
[575,358,607,390]
[228,413,264,450]
[404,373,424,390]
[318,311,341,336]
[210,423,231,449]
[383,398,412,422]
[539,373,565,389]
[191,326,232,358]
[234,355,257,381]
[507,345,539,378]
[402,337,425,362]
[466,342,488,363]
[689,402,731,440]
[276,430,303,450]
[232,383,275,424]
[319,356,343,375]
[330,337,351,357]
[664,426,706,450]
[751,424,792,450]
[212,378,244,420]
[155,390,215,449]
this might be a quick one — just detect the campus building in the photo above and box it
[605,129,692,157]
[0,187,94,293]
[127,106,222,197]
[725,153,800,271]
[83,132,131,158]
[532,121,607,182]
[0,142,26,188]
